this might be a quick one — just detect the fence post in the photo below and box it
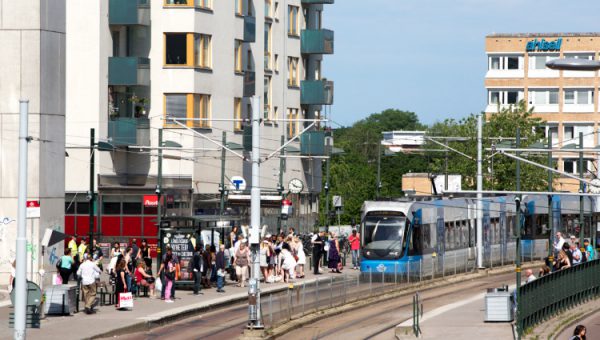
[419,259,422,282]
[442,254,445,278]
[330,276,333,308]
[302,282,306,316]
[369,269,372,295]
[269,293,273,326]
[407,260,410,284]
[394,263,398,285]
[316,278,319,311]
[454,252,457,276]
[343,273,347,304]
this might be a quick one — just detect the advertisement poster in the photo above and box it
[164,232,197,281]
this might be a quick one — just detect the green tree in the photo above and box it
[320,109,429,225]
[428,101,549,191]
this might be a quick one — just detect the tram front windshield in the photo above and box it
[363,213,406,251]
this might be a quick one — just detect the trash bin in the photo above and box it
[484,286,513,322]
[44,284,78,315]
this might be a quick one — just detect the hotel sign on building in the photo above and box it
[485,33,600,193]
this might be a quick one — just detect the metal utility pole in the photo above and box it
[156,129,163,274]
[515,128,522,339]
[14,100,29,340]
[277,135,285,233]
[325,134,331,233]
[547,133,553,261]
[217,131,227,247]
[376,142,382,199]
[444,140,449,192]
[579,132,584,245]
[89,128,95,252]
[476,114,483,268]
[248,96,263,329]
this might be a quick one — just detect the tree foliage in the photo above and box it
[428,101,550,191]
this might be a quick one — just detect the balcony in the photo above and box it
[108,117,150,147]
[109,0,150,26]
[244,71,256,97]
[301,80,334,105]
[301,29,334,55]
[108,57,150,86]
[244,16,256,43]
[301,131,325,156]
[301,0,334,4]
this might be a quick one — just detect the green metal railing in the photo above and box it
[518,259,600,334]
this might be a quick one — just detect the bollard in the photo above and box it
[269,293,273,325]
[454,253,457,276]
[329,276,333,308]
[316,279,319,311]
[407,260,411,284]
[302,282,306,316]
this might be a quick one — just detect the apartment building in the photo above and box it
[485,33,600,192]
[65,0,334,246]
[0,2,66,285]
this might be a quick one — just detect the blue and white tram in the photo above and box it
[359,195,597,275]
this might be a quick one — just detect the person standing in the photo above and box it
[202,244,211,289]
[584,239,595,261]
[280,243,297,283]
[571,243,582,265]
[524,269,536,284]
[293,236,306,278]
[571,325,587,340]
[554,232,565,254]
[163,254,176,303]
[158,246,179,300]
[328,233,342,273]
[77,253,101,314]
[124,246,134,292]
[235,241,251,287]
[114,259,128,309]
[78,238,88,261]
[58,248,75,284]
[348,229,361,270]
[216,244,226,293]
[192,245,203,295]
[312,232,324,275]
[260,238,271,282]
[131,238,140,262]
[140,239,152,269]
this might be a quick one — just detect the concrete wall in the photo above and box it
[0,0,66,286]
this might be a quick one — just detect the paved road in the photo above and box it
[117,272,517,340]
[555,311,600,339]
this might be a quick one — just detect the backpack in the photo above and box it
[55,257,62,270]
[581,250,588,263]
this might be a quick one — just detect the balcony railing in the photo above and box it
[301,80,334,105]
[301,0,334,4]
[108,57,150,86]
[301,29,334,54]
[108,117,150,146]
[244,16,256,43]
[109,0,150,26]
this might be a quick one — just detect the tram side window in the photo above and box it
[423,223,433,253]
[494,218,500,244]
[463,220,468,247]
[410,226,423,255]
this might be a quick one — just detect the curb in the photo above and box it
[258,262,543,340]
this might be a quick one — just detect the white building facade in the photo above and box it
[65,0,334,246]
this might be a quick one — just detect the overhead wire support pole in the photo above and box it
[580,132,585,245]
[89,128,96,255]
[548,133,554,261]
[168,118,246,160]
[515,128,522,340]
[277,135,285,234]
[476,114,483,268]
[218,131,227,247]
[264,121,316,161]
[14,100,29,340]
[156,129,163,275]
[376,142,381,199]
[248,96,263,329]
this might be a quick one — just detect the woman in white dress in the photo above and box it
[259,238,271,282]
[294,236,306,278]
[280,243,297,283]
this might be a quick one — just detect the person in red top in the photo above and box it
[348,229,361,270]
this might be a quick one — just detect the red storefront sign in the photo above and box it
[143,195,160,207]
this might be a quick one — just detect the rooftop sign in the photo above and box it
[526,38,562,52]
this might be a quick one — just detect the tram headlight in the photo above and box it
[366,251,371,256]
[390,251,399,256]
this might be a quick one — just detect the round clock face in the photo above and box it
[288,178,304,194]
[590,179,600,194]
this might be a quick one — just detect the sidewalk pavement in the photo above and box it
[396,282,514,339]
[0,268,359,340]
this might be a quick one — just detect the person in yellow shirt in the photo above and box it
[78,238,88,261]
[68,236,78,259]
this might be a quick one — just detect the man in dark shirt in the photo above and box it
[216,244,226,293]
[131,238,140,261]
[192,245,203,295]
[312,232,324,275]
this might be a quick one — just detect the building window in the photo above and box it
[165,33,188,65]
[165,33,211,68]
[194,34,212,68]
[235,0,243,15]
[288,5,299,36]
[287,108,299,139]
[264,77,272,120]
[164,0,191,6]
[564,89,594,105]
[529,90,559,105]
[234,98,242,131]
[195,0,212,9]
[546,126,558,141]
[193,94,211,128]
[164,93,211,128]
[488,90,523,105]
[288,57,299,87]
[529,54,559,70]
[265,23,272,70]
[563,159,591,174]
[488,55,522,70]
[234,40,243,73]
[265,0,273,18]
[274,54,279,72]
[564,53,594,60]
[564,126,574,141]
[273,106,279,122]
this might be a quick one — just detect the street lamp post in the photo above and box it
[89,128,96,253]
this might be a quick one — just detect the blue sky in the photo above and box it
[324,0,600,127]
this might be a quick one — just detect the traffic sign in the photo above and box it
[230,176,246,192]
[26,200,40,219]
